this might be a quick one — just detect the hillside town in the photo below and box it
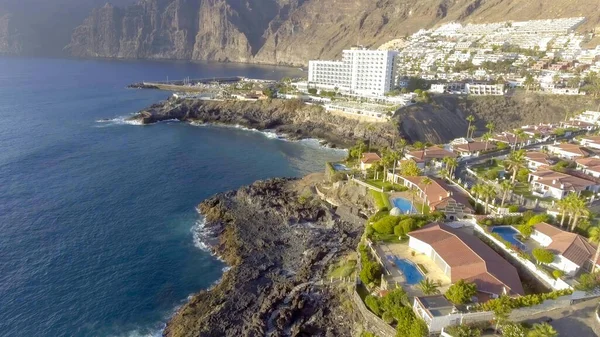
[288,17,600,121]
[321,107,600,337]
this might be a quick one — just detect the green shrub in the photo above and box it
[526,214,550,226]
[477,289,573,312]
[445,279,477,305]
[485,219,493,226]
[394,225,405,237]
[532,248,555,264]
[369,209,390,223]
[365,225,375,237]
[373,215,401,234]
[575,272,600,291]
[508,205,520,212]
[398,218,417,233]
[382,311,395,324]
[552,270,565,279]
[365,295,381,315]
[518,224,533,238]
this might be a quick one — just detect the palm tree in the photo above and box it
[397,138,408,158]
[466,115,475,138]
[500,180,513,207]
[589,227,600,273]
[389,150,401,182]
[569,195,589,232]
[418,278,441,295]
[513,129,526,149]
[480,184,497,214]
[468,125,477,139]
[527,322,557,337]
[524,74,536,91]
[505,149,526,183]
[483,132,492,151]
[556,197,571,228]
[486,122,495,134]
[442,157,458,178]
[366,125,376,152]
[421,177,432,214]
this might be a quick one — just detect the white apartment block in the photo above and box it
[308,48,397,97]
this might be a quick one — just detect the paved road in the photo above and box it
[482,299,600,337]
[518,298,600,337]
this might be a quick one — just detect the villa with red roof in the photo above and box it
[579,135,600,150]
[547,143,593,160]
[408,223,524,297]
[576,157,600,178]
[405,146,457,169]
[524,151,554,170]
[451,141,496,158]
[386,175,474,220]
[529,169,600,200]
[360,152,381,171]
[530,222,600,276]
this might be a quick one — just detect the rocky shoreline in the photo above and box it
[128,97,399,149]
[164,176,362,337]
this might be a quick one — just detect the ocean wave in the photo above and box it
[188,121,348,152]
[96,117,180,126]
[191,216,213,253]
[96,116,144,126]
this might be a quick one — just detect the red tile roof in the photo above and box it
[525,151,552,165]
[550,143,593,157]
[407,146,457,162]
[454,141,496,153]
[402,176,473,213]
[533,222,599,267]
[530,170,597,192]
[576,157,600,168]
[409,223,524,296]
[361,152,381,164]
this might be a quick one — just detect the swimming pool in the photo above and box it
[332,163,350,171]
[491,226,527,251]
[391,197,416,214]
[390,257,424,285]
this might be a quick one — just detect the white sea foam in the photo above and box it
[96,116,180,126]
[96,116,144,126]
[191,216,212,253]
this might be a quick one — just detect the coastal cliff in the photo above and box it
[164,176,362,337]
[129,98,400,148]
[129,93,600,145]
[66,0,600,65]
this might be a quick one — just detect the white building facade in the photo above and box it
[308,48,398,97]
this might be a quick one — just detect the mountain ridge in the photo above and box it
[65,0,600,66]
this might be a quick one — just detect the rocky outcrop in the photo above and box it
[129,98,400,148]
[163,177,362,337]
[67,0,600,65]
[129,93,600,145]
[396,93,600,143]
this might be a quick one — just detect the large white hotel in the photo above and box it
[308,47,398,97]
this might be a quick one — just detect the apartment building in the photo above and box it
[308,47,398,97]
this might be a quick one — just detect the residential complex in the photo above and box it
[308,47,397,97]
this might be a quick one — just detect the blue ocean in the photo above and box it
[0,58,346,337]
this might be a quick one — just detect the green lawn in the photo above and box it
[365,179,406,191]
[413,200,430,215]
[513,183,555,202]
[369,190,392,210]
[328,259,357,279]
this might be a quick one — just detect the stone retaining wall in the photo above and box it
[351,289,396,337]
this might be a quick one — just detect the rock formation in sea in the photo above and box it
[164,176,362,337]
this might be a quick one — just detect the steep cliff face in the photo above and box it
[67,0,600,65]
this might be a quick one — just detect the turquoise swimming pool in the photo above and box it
[491,226,527,251]
[391,197,416,214]
[390,257,424,285]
